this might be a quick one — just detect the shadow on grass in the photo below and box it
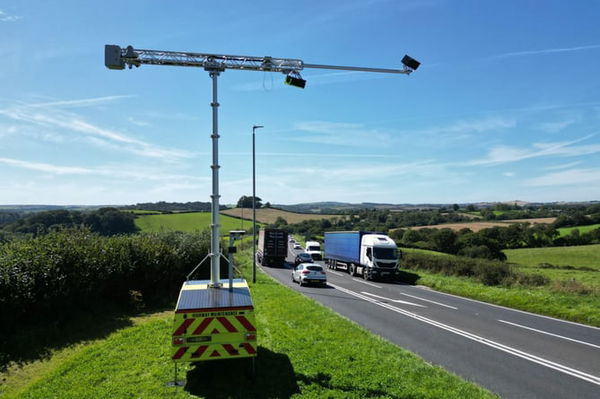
[394,270,421,285]
[184,347,299,398]
[0,303,173,372]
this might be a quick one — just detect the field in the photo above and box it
[558,223,600,237]
[134,212,252,234]
[406,217,556,232]
[221,207,341,224]
[0,251,494,399]
[504,244,600,269]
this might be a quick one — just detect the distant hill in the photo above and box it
[120,201,223,212]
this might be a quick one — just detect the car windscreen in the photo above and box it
[306,266,323,272]
[300,254,311,259]
[307,246,320,251]
[373,247,397,259]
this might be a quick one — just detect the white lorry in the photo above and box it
[324,231,400,281]
[304,240,322,260]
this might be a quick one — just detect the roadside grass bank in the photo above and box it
[398,249,600,327]
[6,250,496,398]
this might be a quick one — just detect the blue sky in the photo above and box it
[1,0,600,206]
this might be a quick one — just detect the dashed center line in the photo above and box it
[400,292,458,310]
[351,278,382,288]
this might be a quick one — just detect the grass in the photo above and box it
[134,212,255,234]
[504,244,600,270]
[557,223,600,237]
[398,245,600,326]
[408,270,600,327]
[2,250,495,399]
[400,247,453,257]
[221,207,341,224]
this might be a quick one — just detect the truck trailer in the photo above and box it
[324,231,400,281]
[257,228,288,267]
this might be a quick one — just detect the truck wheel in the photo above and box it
[363,268,369,281]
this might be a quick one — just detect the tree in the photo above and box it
[236,196,262,208]
[452,204,460,211]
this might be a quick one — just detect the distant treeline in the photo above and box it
[0,208,137,239]
[268,206,600,261]
[120,201,224,212]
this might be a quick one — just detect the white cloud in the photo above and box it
[289,120,393,147]
[490,44,600,59]
[412,117,516,137]
[469,134,600,165]
[0,10,21,22]
[503,172,515,177]
[0,98,193,162]
[527,168,600,187]
[0,157,209,183]
[544,161,582,171]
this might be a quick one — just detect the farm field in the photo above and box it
[0,251,493,399]
[558,223,600,237]
[504,244,600,270]
[221,207,341,224]
[406,217,556,232]
[505,244,600,294]
[134,212,251,234]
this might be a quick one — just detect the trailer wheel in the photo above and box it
[349,263,356,276]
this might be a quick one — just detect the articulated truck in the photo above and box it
[324,231,400,281]
[257,228,288,267]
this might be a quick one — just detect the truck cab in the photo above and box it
[304,240,322,260]
[360,234,398,280]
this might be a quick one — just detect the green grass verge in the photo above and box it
[5,252,495,399]
[557,223,600,236]
[134,212,253,234]
[408,270,600,327]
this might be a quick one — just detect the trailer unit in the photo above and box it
[171,278,257,362]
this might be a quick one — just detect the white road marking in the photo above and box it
[419,287,600,331]
[351,278,382,288]
[499,320,600,350]
[328,282,600,387]
[361,291,426,307]
[328,270,344,277]
[399,292,458,310]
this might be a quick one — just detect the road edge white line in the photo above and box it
[419,287,600,331]
[328,282,600,387]
[498,320,600,350]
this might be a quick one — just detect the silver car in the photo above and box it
[292,263,327,287]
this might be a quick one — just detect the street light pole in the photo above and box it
[252,124,263,284]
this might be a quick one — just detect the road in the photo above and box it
[261,243,600,398]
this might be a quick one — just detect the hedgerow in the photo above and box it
[401,252,547,287]
[0,228,222,340]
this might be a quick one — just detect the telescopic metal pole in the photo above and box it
[209,69,223,287]
[252,124,263,284]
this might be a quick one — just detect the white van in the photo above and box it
[304,240,322,260]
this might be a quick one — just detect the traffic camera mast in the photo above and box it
[105,45,420,288]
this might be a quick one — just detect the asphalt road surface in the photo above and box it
[261,244,600,398]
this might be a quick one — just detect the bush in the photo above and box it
[401,253,514,286]
[0,228,222,339]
